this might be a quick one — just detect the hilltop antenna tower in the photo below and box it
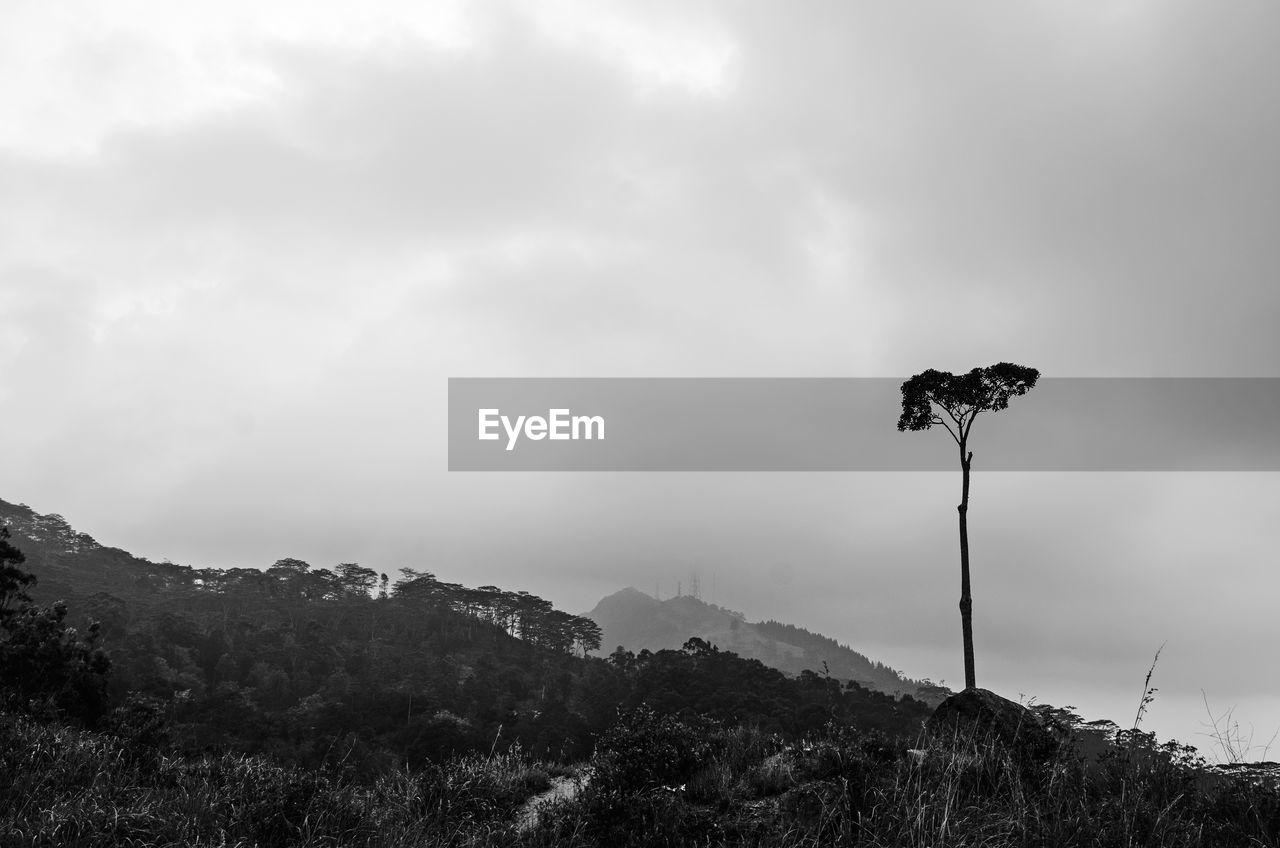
[689,573,701,601]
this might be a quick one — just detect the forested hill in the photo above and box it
[0,496,607,764]
[0,497,933,773]
[0,498,602,653]
[586,588,950,705]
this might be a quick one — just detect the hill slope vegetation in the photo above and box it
[586,587,947,703]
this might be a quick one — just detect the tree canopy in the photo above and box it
[898,363,1040,448]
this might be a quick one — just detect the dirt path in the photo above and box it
[516,770,590,832]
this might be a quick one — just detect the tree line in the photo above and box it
[1,519,931,774]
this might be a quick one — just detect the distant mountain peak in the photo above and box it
[607,586,656,601]
[585,586,946,704]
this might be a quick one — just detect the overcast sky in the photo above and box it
[3,0,1278,759]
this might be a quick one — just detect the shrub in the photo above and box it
[591,704,716,795]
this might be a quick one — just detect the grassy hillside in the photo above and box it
[4,704,1277,847]
[5,499,1275,846]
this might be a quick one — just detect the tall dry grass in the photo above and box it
[4,706,1278,847]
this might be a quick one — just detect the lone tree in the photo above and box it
[898,362,1039,690]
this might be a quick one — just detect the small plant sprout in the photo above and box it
[1133,643,1165,731]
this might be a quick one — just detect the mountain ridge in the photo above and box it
[585,586,949,704]
[1,497,946,706]
[0,494,937,769]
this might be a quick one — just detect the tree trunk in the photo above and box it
[958,449,975,690]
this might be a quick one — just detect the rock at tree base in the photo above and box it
[927,688,1059,762]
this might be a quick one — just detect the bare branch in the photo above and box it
[932,414,961,447]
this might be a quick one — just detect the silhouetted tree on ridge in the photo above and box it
[898,362,1039,690]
